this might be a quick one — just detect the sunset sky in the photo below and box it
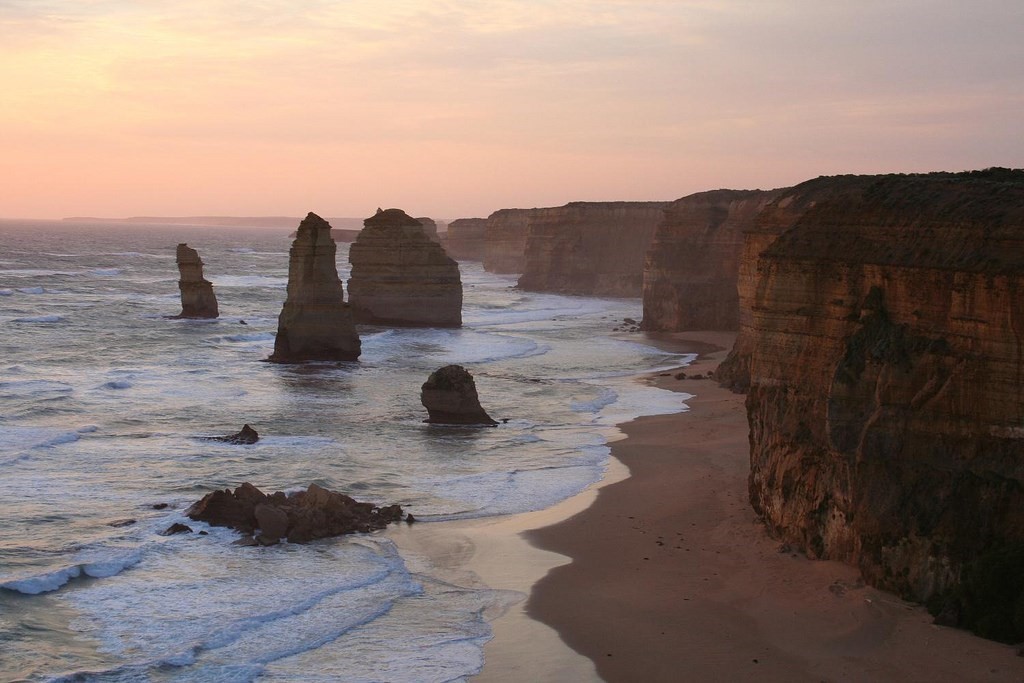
[2,0,1022,219]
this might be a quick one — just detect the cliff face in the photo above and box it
[733,170,1024,603]
[174,243,218,319]
[483,208,536,274]
[641,190,780,331]
[443,218,488,261]
[517,202,667,296]
[347,208,462,327]
[268,212,360,362]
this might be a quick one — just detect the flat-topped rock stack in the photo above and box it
[174,243,218,318]
[267,212,361,362]
[483,208,537,273]
[347,208,462,327]
[415,217,442,243]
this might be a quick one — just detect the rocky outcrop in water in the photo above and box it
[517,202,668,296]
[347,208,462,327]
[267,212,361,362]
[728,170,1024,621]
[421,365,497,425]
[483,209,537,274]
[641,190,781,331]
[443,218,488,261]
[174,244,218,318]
[186,482,404,545]
[206,424,259,444]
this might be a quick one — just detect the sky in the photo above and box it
[2,0,1022,219]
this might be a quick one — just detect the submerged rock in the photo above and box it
[268,212,361,362]
[186,482,404,544]
[421,365,497,426]
[347,208,463,327]
[174,243,219,318]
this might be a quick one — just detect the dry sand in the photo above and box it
[521,331,1024,682]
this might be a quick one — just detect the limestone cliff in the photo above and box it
[268,212,360,362]
[443,218,488,261]
[483,208,536,274]
[641,190,781,331]
[174,243,219,319]
[732,170,1024,610]
[347,208,462,327]
[517,201,668,296]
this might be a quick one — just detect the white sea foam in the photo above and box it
[211,274,288,288]
[0,550,143,594]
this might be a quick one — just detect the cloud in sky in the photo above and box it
[1,0,1022,217]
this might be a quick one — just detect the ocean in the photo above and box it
[0,219,691,682]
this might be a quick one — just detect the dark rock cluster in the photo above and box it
[186,482,404,545]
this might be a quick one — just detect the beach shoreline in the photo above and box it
[518,331,1024,682]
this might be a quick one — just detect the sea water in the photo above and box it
[0,219,692,682]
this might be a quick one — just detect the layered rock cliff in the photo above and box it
[174,243,219,319]
[415,217,441,243]
[483,208,536,274]
[347,208,462,327]
[443,218,488,261]
[268,212,361,362]
[517,201,668,296]
[641,190,780,331]
[730,170,1024,612]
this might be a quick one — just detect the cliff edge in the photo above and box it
[730,170,1024,636]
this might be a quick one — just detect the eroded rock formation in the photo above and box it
[206,424,259,444]
[421,365,497,425]
[641,190,781,331]
[517,202,668,296]
[186,482,404,545]
[484,208,537,274]
[174,244,218,318]
[730,170,1024,612]
[415,217,441,242]
[347,208,462,327]
[443,218,488,261]
[268,212,361,362]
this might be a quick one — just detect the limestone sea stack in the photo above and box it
[267,212,361,362]
[347,208,462,327]
[421,365,497,426]
[641,189,782,332]
[724,170,1024,630]
[174,243,218,318]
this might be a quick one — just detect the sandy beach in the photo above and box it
[461,331,1024,682]
[390,331,1024,681]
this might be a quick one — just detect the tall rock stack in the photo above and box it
[175,243,219,319]
[267,212,361,362]
[517,201,668,296]
[731,170,1024,610]
[347,208,463,327]
[641,189,781,332]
